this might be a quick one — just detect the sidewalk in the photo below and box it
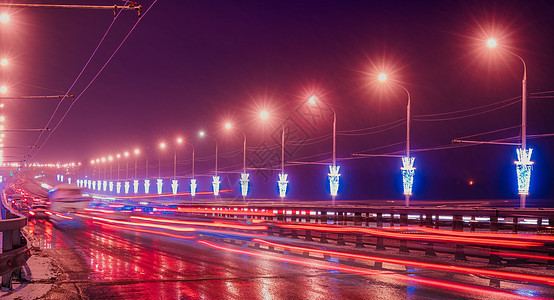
[0,229,58,299]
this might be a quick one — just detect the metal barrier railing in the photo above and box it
[0,190,31,289]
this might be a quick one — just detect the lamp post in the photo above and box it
[172,138,184,195]
[260,110,288,200]
[308,95,339,206]
[157,143,166,194]
[134,148,140,178]
[116,153,121,181]
[487,38,532,208]
[124,151,129,179]
[378,73,414,207]
[225,122,249,201]
[108,156,113,180]
[199,130,219,198]
[133,148,140,193]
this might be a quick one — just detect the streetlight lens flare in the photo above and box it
[199,131,205,137]
[259,110,269,120]
[0,86,7,94]
[487,38,497,48]
[177,137,183,144]
[0,59,7,67]
[160,142,166,149]
[225,122,232,130]
[134,148,140,155]
[308,95,317,104]
[0,13,9,24]
[378,73,387,82]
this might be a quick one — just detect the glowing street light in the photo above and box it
[308,94,339,205]
[0,86,7,94]
[0,59,7,67]
[486,38,532,207]
[487,38,498,48]
[200,130,219,197]
[259,110,269,120]
[378,73,414,207]
[0,13,8,23]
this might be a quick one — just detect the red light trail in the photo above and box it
[197,240,530,299]
[130,216,268,230]
[253,239,554,286]
[275,223,543,248]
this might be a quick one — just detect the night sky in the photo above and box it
[1,0,554,202]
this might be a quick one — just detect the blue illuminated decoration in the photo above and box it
[171,179,179,195]
[102,181,107,191]
[401,156,415,196]
[0,175,3,183]
[278,173,288,198]
[156,178,163,194]
[92,181,96,190]
[212,176,221,196]
[144,179,150,194]
[60,175,64,182]
[328,165,340,196]
[124,181,130,194]
[116,182,122,194]
[240,173,249,197]
[515,148,533,195]
[133,180,139,194]
[88,180,92,189]
[109,181,114,192]
[97,180,101,191]
[57,174,60,181]
[68,178,72,184]
[190,179,197,197]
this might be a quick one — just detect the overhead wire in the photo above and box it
[28,0,159,162]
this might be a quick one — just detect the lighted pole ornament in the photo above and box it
[487,38,533,207]
[378,73,415,207]
[308,95,340,205]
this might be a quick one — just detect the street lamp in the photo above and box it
[123,151,130,194]
[199,130,220,197]
[308,95,340,206]
[259,111,288,200]
[133,148,140,193]
[0,86,7,94]
[487,38,533,208]
[0,59,7,67]
[157,142,166,194]
[108,156,114,192]
[172,138,184,195]
[378,73,415,207]
[224,122,249,200]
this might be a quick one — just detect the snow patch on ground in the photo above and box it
[0,254,58,299]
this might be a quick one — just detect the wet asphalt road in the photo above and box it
[21,217,495,300]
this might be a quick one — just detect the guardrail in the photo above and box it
[0,189,31,290]
[157,204,554,269]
